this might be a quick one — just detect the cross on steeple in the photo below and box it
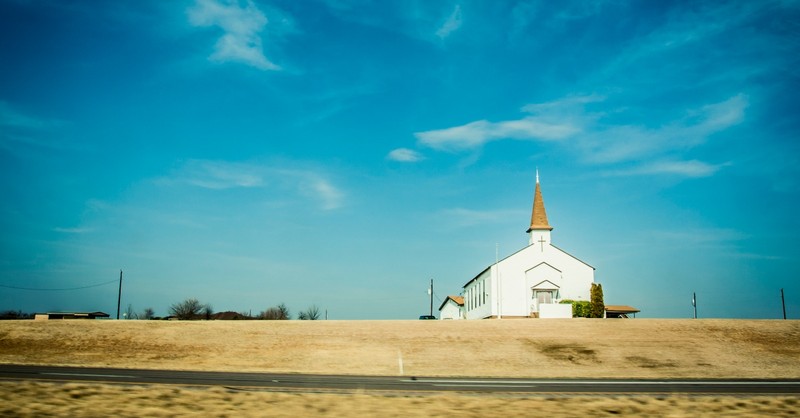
[538,236,546,252]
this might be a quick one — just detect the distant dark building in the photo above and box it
[34,311,110,320]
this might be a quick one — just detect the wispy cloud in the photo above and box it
[159,159,345,210]
[320,0,468,45]
[652,228,746,244]
[301,176,344,210]
[177,160,264,189]
[644,227,779,260]
[581,94,748,165]
[387,148,424,162]
[187,0,279,70]
[0,101,52,131]
[606,160,729,178]
[53,227,94,234]
[415,93,747,178]
[415,95,598,151]
[436,4,462,39]
[0,101,66,151]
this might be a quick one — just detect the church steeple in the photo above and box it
[527,169,553,233]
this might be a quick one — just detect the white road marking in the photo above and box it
[432,384,537,388]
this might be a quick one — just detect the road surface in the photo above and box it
[1,364,798,395]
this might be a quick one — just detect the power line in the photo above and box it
[433,292,444,304]
[0,279,119,291]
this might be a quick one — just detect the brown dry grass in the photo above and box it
[2,381,799,417]
[2,319,799,417]
[1,319,799,378]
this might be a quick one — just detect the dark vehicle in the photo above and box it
[418,315,436,320]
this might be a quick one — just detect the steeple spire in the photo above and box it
[527,171,552,233]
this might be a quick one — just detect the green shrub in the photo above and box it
[590,283,605,318]
[560,299,591,318]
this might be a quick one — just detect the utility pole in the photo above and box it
[429,279,434,317]
[116,270,123,320]
[781,288,786,320]
[692,292,697,319]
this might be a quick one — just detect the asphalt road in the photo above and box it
[2,364,799,395]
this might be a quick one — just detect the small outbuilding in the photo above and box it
[34,311,110,320]
[438,296,465,320]
[604,305,640,318]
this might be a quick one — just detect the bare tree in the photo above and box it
[142,307,155,320]
[298,305,321,320]
[124,304,139,320]
[0,310,32,320]
[169,298,203,320]
[260,303,290,320]
[202,303,213,320]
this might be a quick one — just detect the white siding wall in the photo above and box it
[484,242,593,318]
[439,300,464,320]
[465,269,493,319]
[539,303,573,318]
[462,234,593,320]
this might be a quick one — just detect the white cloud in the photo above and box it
[520,94,605,115]
[415,118,579,151]
[582,94,748,164]
[387,148,424,162]
[606,160,728,178]
[304,177,344,210]
[690,94,748,135]
[414,96,591,151]
[436,4,463,39]
[175,160,264,189]
[159,159,345,210]
[187,0,279,70]
[413,93,746,178]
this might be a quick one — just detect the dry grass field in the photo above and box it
[1,319,799,416]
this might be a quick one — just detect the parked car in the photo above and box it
[418,315,436,320]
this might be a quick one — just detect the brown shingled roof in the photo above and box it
[438,295,465,311]
[604,305,640,313]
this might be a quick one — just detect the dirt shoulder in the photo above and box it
[3,381,799,418]
[2,318,798,379]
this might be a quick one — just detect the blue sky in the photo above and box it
[1,0,798,319]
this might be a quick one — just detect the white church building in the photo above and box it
[454,173,595,319]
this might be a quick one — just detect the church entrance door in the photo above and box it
[537,291,552,304]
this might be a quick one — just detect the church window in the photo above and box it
[473,286,477,308]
